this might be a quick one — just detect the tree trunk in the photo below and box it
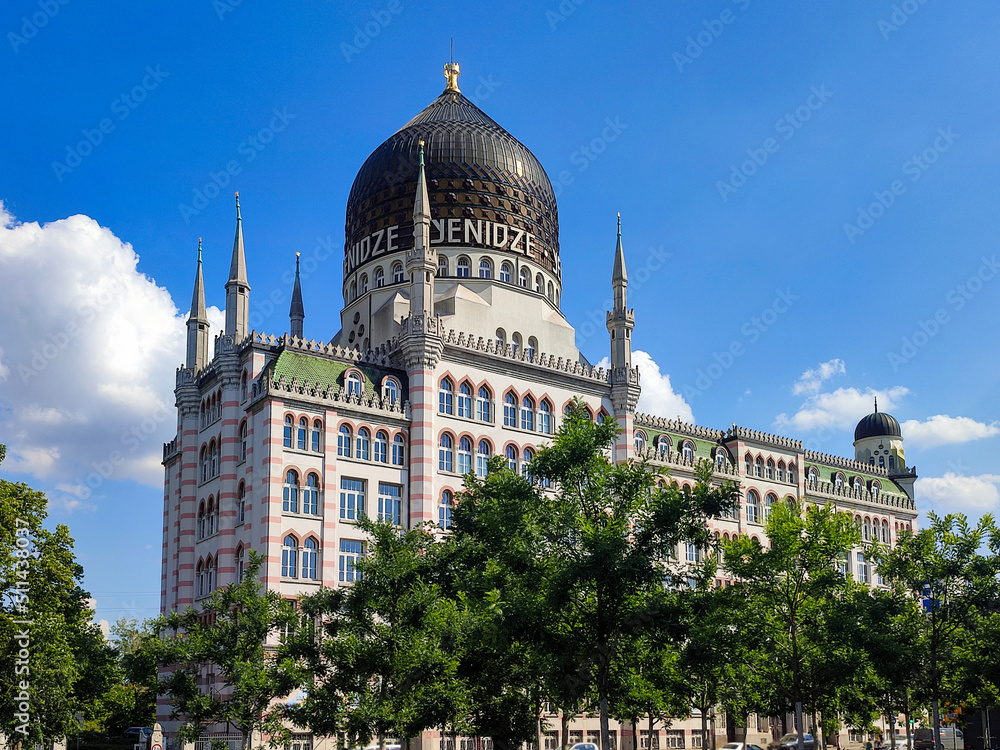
[796,702,805,750]
[701,697,709,750]
[562,712,570,750]
[632,719,638,750]
[538,710,545,750]
[648,714,655,750]
[601,696,611,750]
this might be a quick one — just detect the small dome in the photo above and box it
[855,410,901,441]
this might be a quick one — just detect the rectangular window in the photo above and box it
[666,731,685,749]
[544,734,558,750]
[378,483,402,526]
[641,731,660,750]
[521,406,534,431]
[286,734,312,750]
[857,552,869,584]
[503,399,517,427]
[339,539,363,582]
[340,478,364,521]
[457,391,472,419]
[476,395,490,422]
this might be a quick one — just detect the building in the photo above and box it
[159,62,919,750]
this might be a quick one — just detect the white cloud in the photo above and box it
[596,350,694,423]
[792,358,846,395]
[900,415,1000,449]
[916,473,1000,515]
[0,202,222,508]
[775,386,908,432]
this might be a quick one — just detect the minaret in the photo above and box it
[224,192,250,340]
[606,214,641,462]
[289,252,305,339]
[186,238,210,371]
[406,140,436,320]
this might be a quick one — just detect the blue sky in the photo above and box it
[1,1,998,626]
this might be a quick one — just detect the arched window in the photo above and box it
[499,262,512,283]
[755,457,764,477]
[682,441,695,461]
[282,536,298,578]
[439,378,454,414]
[458,382,473,418]
[200,446,208,483]
[392,434,405,466]
[303,473,320,515]
[283,415,293,448]
[349,280,357,301]
[374,430,388,463]
[657,436,671,456]
[457,436,473,475]
[302,538,318,580]
[382,379,399,407]
[206,497,216,536]
[196,560,205,597]
[359,274,369,294]
[392,263,404,283]
[503,392,517,427]
[204,556,215,593]
[438,255,449,277]
[527,337,538,360]
[511,332,522,355]
[237,482,246,525]
[283,470,300,513]
[495,328,506,350]
[863,518,872,542]
[505,444,518,472]
[715,448,727,468]
[439,434,454,473]
[476,440,491,477]
[338,425,352,458]
[522,447,535,479]
[547,280,554,301]
[879,455,885,467]
[439,490,453,530]
[765,492,777,520]
[356,428,371,461]
[197,501,206,539]
[456,256,471,278]
[297,417,308,450]
[521,396,535,431]
[777,461,786,482]
[239,421,248,462]
[535,273,544,293]
[871,481,881,500]
[835,473,845,491]
[476,386,491,422]
[538,400,552,434]
[519,267,530,288]
[235,546,245,582]
[209,441,218,478]
[745,454,753,475]
[479,258,492,278]
[345,371,363,398]
[241,371,248,402]
[374,267,385,288]
[635,430,646,453]
[766,459,775,480]
[311,419,322,452]
[747,491,760,524]
[853,476,863,493]
[808,468,819,486]
[787,464,796,483]
[881,520,889,544]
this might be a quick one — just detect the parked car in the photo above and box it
[912,728,964,750]
[721,742,766,750]
[123,728,153,741]
[767,733,815,750]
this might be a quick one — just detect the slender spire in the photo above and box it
[186,238,210,370]
[225,192,250,339]
[190,238,207,322]
[289,252,305,339]
[406,139,436,319]
[875,396,879,413]
[612,211,627,287]
[414,140,430,222]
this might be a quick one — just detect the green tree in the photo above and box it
[874,513,1000,749]
[723,499,862,750]
[0,444,116,748]
[90,619,159,734]
[155,551,301,750]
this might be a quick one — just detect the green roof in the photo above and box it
[266,350,405,399]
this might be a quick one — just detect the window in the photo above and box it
[339,539,363,582]
[378,483,402,526]
[863,518,871,541]
[209,441,218,478]
[437,255,449,276]
[196,560,205,597]
[715,448,726,468]
[787,464,796,483]
[505,445,518,472]
[538,400,552,434]
[527,336,538,360]
[237,483,246,524]
[686,543,701,563]
[658,436,670,456]
[340,478,364,521]
[519,267,530,288]
[311,420,322,452]
[392,434,405,466]
[235,546,245,582]
[439,490,453,530]
[522,447,535,479]
[383,379,399,407]
[511,332,522,355]
[200,446,208,482]
[853,476,863,493]
[241,372,248,402]
[635,430,646,453]
[777,461,785,482]
[755,457,764,477]
[666,731,685,749]
[476,440,491,477]
[439,378,454,414]
[458,382,473,418]
[206,498,215,537]
[303,473,320,515]
[457,437,473,475]
[499,262,512,283]
[392,263,404,283]
[476,386,491,422]
[872,481,881,500]
[297,417,307,450]
[439,434,454,472]
[349,281,357,301]
[240,421,248,461]
[682,441,695,461]
[766,459,775,479]
[374,430,388,463]
[495,328,506,349]
[283,470,300,513]
[204,557,215,594]
[374,267,384,288]
[456,256,471,277]
[345,371,363,398]
[882,520,889,544]
[282,536,298,578]
[745,454,753,475]
[747,491,760,524]
[356,428,370,461]
[808,468,819,485]
[359,273,369,294]
[197,502,206,539]
[547,280,555,301]
[302,538,318,580]
[857,551,870,583]
[764,492,776,520]
[503,392,517,427]
[835,472,845,490]
[521,396,535,431]
[337,425,352,457]
[535,273,544,293]
[479,258,492,278]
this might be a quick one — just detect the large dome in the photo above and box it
[854,410,902,441]
[343,70,560,279]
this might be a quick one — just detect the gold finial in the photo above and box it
[296,251,301,258]
[444,61,460,92]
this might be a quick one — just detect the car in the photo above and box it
[570,743,600,750]
[123,728,153,741]
[721,743,766,750]
[912,728,964,750]
[767,733,815,750]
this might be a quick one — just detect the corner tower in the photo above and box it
[854,399,917,500]
[607,214,641,461]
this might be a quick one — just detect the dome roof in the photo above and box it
[854,410,902,441]
[343,74,560,278]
